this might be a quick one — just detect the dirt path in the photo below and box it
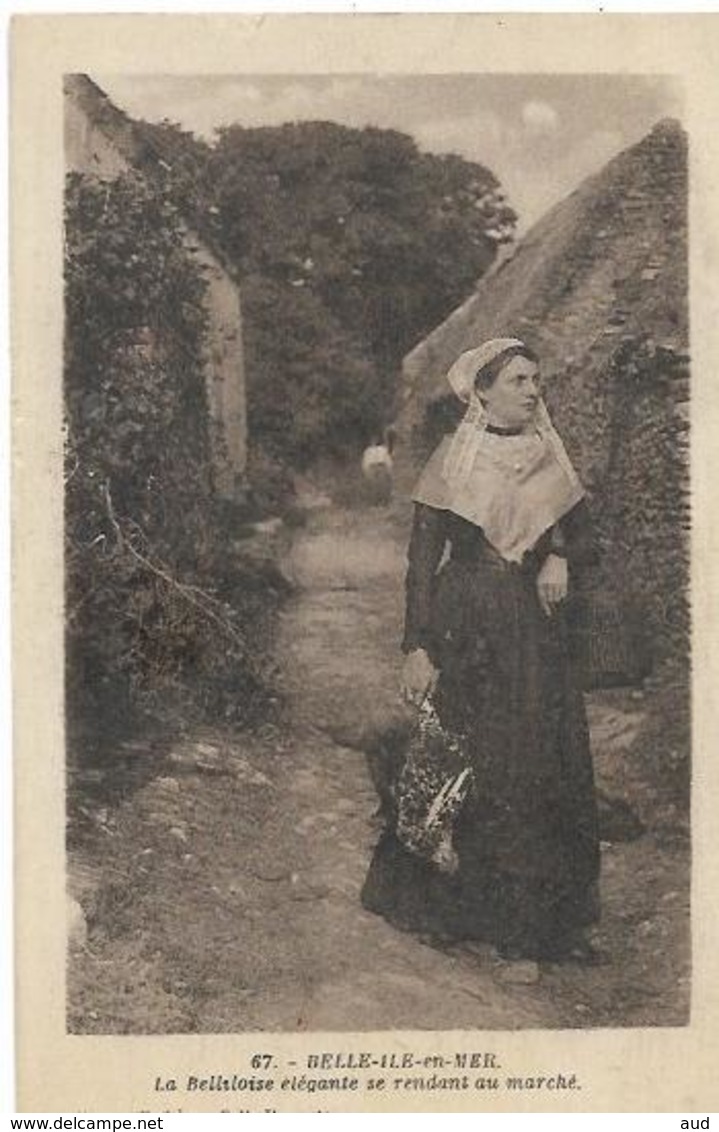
[68,501,690,1033]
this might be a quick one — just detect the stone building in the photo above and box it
[396,119,689,668]
[64,73,247,500]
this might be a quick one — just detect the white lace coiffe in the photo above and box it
[411,339,585,562]
[441,340,581,493]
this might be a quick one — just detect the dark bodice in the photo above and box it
[402,499,598,657]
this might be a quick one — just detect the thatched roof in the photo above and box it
[397,119,687,444]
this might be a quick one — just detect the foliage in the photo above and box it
[547,339,690,669]
[144,118,516,462]
[64,114,519,751]
[64,172,278,757]
[240,274,382,467]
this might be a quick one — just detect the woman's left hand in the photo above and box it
[537,553,568,617]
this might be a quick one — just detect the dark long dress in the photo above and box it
[361,499,601,959]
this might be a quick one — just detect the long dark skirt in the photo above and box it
[361,553,600,958]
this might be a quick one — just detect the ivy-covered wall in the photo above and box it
[64,173,276,759]
[65,73,248,500]
[548,340,689,668]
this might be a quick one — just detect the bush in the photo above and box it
[64,172,279,760]
[155,118,516,464]
[240,274,384,468]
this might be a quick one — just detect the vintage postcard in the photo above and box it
[11,12,719,1113]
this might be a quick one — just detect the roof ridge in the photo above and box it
[64,74,238,280]
[402,116,687,378]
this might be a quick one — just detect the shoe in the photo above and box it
[494,957,540,986]
[490,943,541,985]
[417,931,458,952]
[457,938,492,959]
[543,938,607,966]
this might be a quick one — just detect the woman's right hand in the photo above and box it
[401,648,438,707]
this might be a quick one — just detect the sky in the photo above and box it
[97,72,683,231]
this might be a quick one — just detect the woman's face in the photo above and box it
[479,355,540,428]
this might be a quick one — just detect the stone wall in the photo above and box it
[65,86,130,179]
[64,75,247,500]
[552,339,689,666]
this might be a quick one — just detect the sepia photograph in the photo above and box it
[62,67,690,1033]
[12,12,719,1114]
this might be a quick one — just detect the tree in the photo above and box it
[140,117,517,464]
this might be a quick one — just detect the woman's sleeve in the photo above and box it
[401,503,447,657]
[555,498,600,570]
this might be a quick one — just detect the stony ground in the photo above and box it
[67,499,690,1034]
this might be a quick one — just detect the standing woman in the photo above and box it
[361,338,601,971]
